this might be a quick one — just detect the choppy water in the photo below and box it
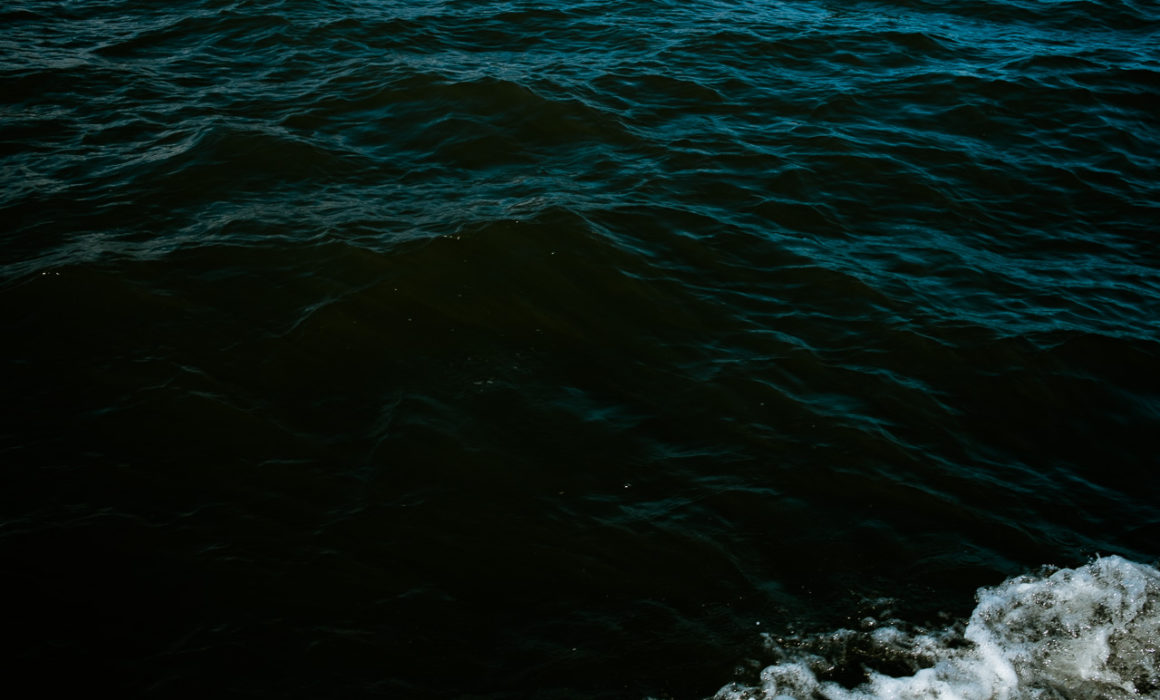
[3,1,1159,697]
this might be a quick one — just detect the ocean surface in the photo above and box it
[2,1,1159,697]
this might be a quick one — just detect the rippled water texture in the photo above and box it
[2,1,1159,697]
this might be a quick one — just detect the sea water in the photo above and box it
[2,1,1158,697]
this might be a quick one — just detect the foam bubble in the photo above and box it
[713,556,1160,699]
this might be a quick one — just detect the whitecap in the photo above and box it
[713,556,1160,700]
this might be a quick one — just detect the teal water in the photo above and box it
[2,1,1159,697]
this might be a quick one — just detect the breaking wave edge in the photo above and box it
[711,556,1160,700]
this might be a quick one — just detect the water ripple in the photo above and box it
[3,0,1159,697]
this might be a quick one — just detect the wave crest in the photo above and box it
[713,556,1160,699]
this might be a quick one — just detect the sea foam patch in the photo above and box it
[712,556,1160,699]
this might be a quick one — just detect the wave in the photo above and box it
[711,556,1160,699]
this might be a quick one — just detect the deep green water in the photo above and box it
[3,1,1159,697]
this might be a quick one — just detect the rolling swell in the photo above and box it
[2,0,1159,698]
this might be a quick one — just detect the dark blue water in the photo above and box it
[3,1,1159,697]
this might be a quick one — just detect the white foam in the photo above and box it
[712,556,1160,700]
